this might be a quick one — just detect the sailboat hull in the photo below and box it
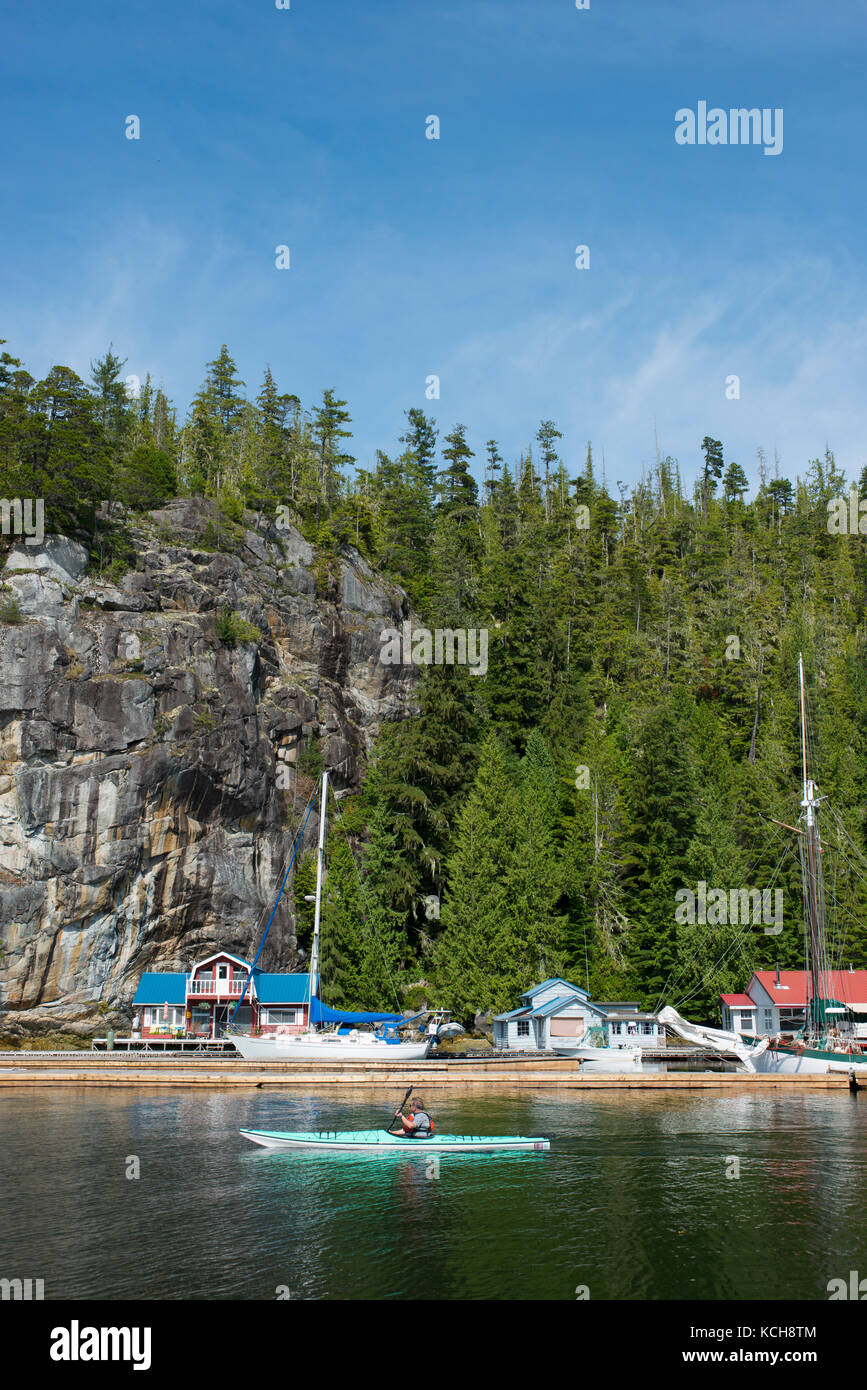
[231,1033,433,1061]
[750,1043,867,1075]
[551,1044,644,1069]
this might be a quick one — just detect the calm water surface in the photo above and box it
[2,1087,866,1300]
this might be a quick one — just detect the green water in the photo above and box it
[2,1087,866,1300]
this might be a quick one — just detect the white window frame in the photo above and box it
[263,1008,301,1026]
[146,1006,184,1029]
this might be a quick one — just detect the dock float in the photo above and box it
[0,1053,852,1089]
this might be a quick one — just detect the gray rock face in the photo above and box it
[0,502,417,1038]
[4,535,89,585]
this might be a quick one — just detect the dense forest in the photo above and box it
[3,337,867,1024]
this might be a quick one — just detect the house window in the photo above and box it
[517,1021,530,1037]
[610,1022,622,1035]
[641,1021,655,1035]
[264,1009,300,1026]
[739,1013,754,1032]
[779,1010,805,1030]
[146,1006,184,1029]
[763,1009,774,1030]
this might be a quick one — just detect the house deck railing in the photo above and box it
[187,977,250,996]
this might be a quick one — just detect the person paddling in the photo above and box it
[390,1096,433,1138]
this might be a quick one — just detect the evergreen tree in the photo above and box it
[312,388,353,527]
[364,663,482,947]
[536,418,563,521]
[319,833,403,1009]
[700,436,724,515]
[206,344,246,434]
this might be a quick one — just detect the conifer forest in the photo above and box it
[3,336,867,1024]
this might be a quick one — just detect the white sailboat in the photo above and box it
[550,1041,645,1070]
[664,655,867,1077]
[230,772,432,1062]
[573,1046,643,1070]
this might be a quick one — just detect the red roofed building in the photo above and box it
[721,969,867,1037]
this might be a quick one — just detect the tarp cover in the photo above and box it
[310,998,404,1025]
[810,996,847,1026]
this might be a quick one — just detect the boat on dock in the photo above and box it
[240,1128,550,1152]
[231,1028,431,1062]
[551,1043,644,1070]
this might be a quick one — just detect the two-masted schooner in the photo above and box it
[664,654,867,1075]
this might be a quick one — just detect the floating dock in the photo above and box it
[0,1052,851,1089]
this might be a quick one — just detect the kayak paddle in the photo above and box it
[387,1085,414,1133]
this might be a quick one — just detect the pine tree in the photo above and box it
[700,436,725,515]
[621,696,698,1004]
[206,345,246,434]
[433,733,525,1016]
[364,663,482,947]
[90,346,133,455]
[437,424,477,516]
[319,835,402,1009]
[536,419,563,521]
[312,388,353,528]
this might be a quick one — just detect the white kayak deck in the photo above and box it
[240,1127,551,1152]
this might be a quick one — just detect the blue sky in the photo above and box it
[2,0,866,494]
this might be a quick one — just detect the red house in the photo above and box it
[131,952,314,1040]
[721,968,867,1038]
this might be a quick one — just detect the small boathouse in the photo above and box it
[492,978,665,1052]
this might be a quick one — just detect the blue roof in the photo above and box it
[251,971,314,1004]
[132,973,187,1006]
[492,1007,532,1022]
[132,969,314,1006]
[520,978,589,1002]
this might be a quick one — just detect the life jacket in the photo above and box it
[412,1110,433,1136]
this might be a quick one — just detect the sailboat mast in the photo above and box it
[798,654,810,814]
[798,655,825,1039]
[309,770,328,1007]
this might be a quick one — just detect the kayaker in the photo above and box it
[391,1096,433,1138]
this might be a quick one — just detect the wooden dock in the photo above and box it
[0,1052,851,1089]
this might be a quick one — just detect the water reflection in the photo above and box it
[1,1087,866,1300]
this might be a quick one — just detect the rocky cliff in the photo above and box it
[0,500,415,1038]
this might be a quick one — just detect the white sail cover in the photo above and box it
[659,1006,770,1072]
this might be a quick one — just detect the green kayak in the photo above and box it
[240,1128,550,1152]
